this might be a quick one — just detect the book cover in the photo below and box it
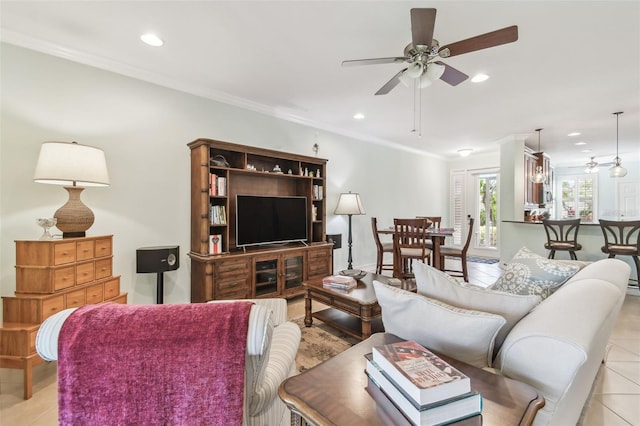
[365,357,482,426]
[321,275,356,290]
[209,234,222,254]
[209,174,217,196]
[372,340,470,406]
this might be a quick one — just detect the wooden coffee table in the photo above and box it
[279,333,545,426]
[303,273,414,340]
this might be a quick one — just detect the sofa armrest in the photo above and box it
[36,308,78,361]
[494,274,627,425]
[247,321,301,417]
[248,298,289,326]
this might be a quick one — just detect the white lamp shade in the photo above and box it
[425,62,445,80]
[34,142,110,187]
[334,192,365,215]
[405,62,424,79]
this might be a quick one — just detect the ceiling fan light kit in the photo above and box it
[584,157,599,174]
[609,112,627,178]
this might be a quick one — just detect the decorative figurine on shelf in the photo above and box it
[288,169,293,174]
[273,164,282,174]
[36,217,57,240]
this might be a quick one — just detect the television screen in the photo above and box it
[236,195,308,247]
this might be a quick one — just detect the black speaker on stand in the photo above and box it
[136,246,179,304]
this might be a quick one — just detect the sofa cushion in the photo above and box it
[373,280,506,368]
[491,247,582,299]
[413,260,540,353]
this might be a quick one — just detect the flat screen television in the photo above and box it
[235,195,308,247]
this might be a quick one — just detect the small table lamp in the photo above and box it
[34,141,110,238]
[334,192,366,272]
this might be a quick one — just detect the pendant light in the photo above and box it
[530,128,546,183]
[609,112,627,178]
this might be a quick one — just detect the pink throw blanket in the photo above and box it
[58,302,253,426]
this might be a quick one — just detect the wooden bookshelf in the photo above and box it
[188,139,332,302]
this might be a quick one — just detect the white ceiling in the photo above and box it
[2,1,639,167]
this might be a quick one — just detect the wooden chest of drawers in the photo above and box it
[0,235,127,399]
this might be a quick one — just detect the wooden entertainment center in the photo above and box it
[188,139,333,302]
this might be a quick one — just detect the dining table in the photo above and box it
[378,226,454,273]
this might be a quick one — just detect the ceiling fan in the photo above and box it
[342,8,519,95]
[570,157,615,173]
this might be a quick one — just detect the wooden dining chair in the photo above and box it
[542,218,582,260]
[371,217,394,275]
[599,219,640,284]
[393,218,431,279]
[438,217,475,282]
[416,216,440,263]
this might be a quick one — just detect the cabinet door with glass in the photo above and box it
[254,252,304,298]
[557,175,597,222]
[282,252,304,295]
[254,256,279,297]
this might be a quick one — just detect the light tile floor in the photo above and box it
[1,259,638,425]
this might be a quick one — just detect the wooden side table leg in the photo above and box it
[361,305,372,340]
[23,358,33,399]
[304,291,313,327]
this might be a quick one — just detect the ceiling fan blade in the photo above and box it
[342,57,407,67]
[410,8,437,47]
[435,61,468,86]
[440,25,518,57]
[375,68,407,95]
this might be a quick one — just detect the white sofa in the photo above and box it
[492,258,630,425]
[36,298,301,426]
[376,258,631,426]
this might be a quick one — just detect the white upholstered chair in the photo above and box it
[36,298,301,426]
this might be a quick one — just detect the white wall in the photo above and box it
[0,43,450,312]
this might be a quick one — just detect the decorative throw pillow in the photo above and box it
[412,260,540,353]
[373,280,506,368]
[491,247,582,299]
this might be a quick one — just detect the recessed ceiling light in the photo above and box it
[575,141,587,146]
[141,33,163,47]
[353,113,365,120]
[471,73,489,83]
[568,132,581,137]
[457,148,473,157]
[581,149,592,153]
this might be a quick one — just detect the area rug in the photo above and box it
[293,317,359,372]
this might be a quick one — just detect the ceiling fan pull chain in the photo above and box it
[411,79,417,132]
[418,81,422,138]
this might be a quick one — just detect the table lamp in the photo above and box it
[334,191,366,271]
[33,141,110,238]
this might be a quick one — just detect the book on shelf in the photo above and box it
[209,174,227,197]
[321,275,356,290]
[217,176,227,196]
[365,354,482,426]
[209,234,222,254]
[209,205,227,225]
[209,173,217,196]
[372,340,470,406]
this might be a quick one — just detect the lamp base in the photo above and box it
[54,186,95,238]
[62,231,87,238]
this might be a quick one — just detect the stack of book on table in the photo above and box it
[322,275,357,291]
[365,340,482,425]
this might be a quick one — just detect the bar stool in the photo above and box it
[542,219,582,260]
[371,217,393,275]
[599,219,640,284]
